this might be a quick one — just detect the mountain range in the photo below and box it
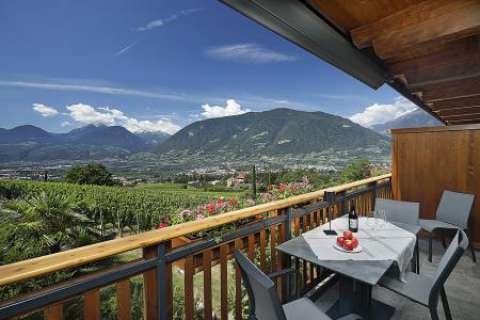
[0,125,169,162]
[371,109,442,135]
[1,107,440,163]
[156,108,389,157]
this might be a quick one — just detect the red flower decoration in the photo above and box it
[207,203,216,214]
[158,223,169,229]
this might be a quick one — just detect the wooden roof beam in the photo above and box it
[351,0,464,49]
[387,37,480,86]
[351,0,480,60]
[447,117,480,125]
[430,96,480,110]
[388,80,446,124]
[435,106,480,117]
[441,112,480,120]
[416,75,480,102]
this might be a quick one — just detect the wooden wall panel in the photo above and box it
[470,130,480,247]
[392,125,480,246]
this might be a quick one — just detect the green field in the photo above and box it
[0,179,248,247]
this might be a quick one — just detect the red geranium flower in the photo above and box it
[279,183,287,193]
[158,223,169,229]
[207,203,216,214]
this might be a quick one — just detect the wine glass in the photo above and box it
[374,208,386,229]
[367,211,377,230]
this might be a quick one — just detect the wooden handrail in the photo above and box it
[0,174,391,286]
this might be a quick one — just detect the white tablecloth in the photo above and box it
[302,217,416,278]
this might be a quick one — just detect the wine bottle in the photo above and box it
[348,200,358,232]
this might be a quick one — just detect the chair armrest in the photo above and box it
[267,267,296,280]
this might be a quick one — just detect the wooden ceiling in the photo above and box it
[309,0,480,125]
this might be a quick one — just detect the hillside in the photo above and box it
[136,131,171,146]
[0,125,55,144]
[0,125,154,162]
[157,108,390,158]
[62,125,147,152]
[372,109,443,135]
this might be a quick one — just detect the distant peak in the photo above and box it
[264,107,301,114]
[8,125,50,134]
[11,124,43,130]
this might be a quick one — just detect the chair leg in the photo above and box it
[471,244,477,263]
[429,307,440,320]
[429,233,433,263]
[411,254,416,272]
[466,229,477,263]
[441,230,447,249]
[441,287,453,320]
[416,239,420,274]
[412,238,419,273]
[295,257,301,298]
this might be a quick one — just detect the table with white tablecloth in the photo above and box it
[276,216,417,319]
[303,217,416,279]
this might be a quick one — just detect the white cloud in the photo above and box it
[66,104,116,126]
[0,80,196,102]
[121,117,180,135]
[137,8,202,31]
[201,99,251,119]
[65,103,180,134]
[137,19,166,31]
[115,41,138,56]
[32,103,59,117]
[0,80,320,112]
[61,121,71,127]
[350,97,417,128]
[206,43,296,63]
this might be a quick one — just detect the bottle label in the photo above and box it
[350,219,358,230]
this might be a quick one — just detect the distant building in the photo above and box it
[188,180,201,187]
[226,174,246,188]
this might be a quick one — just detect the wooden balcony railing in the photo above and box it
[0,174,392,320]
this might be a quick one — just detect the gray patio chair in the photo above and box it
[234,250,359,320]
[419,190,476,263]
[375,198,421,273]
[379,230,468,320]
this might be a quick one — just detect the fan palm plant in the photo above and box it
[1,191,96,263]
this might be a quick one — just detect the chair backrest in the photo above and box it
[375,198,420,226]
[436,190,475,229]
[234,250,287,320]
[429,230,469,306]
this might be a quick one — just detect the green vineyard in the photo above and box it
[0,180,243,237]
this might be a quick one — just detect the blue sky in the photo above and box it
[0,0,417,134]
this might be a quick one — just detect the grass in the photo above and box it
[116,250,241,319]
[172,261,240,319]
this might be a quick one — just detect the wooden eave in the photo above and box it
[222,0,480,125]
